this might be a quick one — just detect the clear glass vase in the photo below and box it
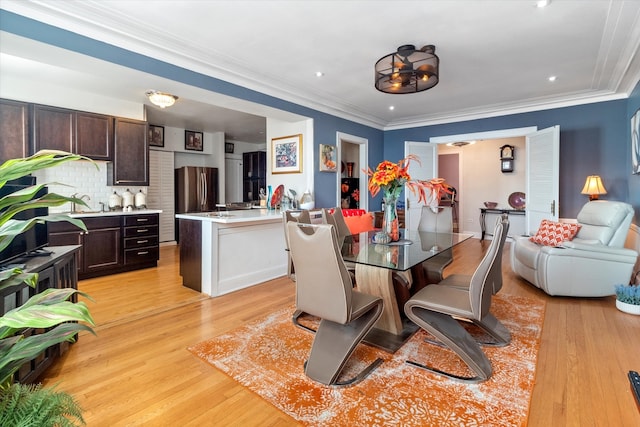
[382,193,400,242]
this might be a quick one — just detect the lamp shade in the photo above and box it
[581,175,607,200]
[375,44,439,94]
[145,90,178,108]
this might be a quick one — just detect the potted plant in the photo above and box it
[615,283,640,315]
[0,151,96,426]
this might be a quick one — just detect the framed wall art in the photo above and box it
[632,108,640,175]
[272,134,302,174]
[185,130,203,151]
[149,124,164,147]
[319,144,337,172]
[225,142,235,154]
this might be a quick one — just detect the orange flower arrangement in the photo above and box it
[366,155,452,205]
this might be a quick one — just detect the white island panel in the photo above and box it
[176,209,287,297]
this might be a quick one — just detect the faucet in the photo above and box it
[71,193,91,213]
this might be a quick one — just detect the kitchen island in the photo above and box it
[175,209,287,297]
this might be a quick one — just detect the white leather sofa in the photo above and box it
[511,201,637,297]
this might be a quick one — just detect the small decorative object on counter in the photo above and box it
[135,190,147,209]
[122,188,134,208]
[108,191,122,211]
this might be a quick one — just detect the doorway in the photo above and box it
[336,132,368,212]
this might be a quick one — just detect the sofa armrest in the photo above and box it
[541,241,638,262]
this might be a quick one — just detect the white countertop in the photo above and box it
[65,209,163,218]
[175,209,282,224]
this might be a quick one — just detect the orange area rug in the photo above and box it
[189,294,545,426]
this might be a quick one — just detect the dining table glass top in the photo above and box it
[341,230,473,272]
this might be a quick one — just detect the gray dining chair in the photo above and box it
[403,218,511,383]
[287,222,384,386]
[412,206,455,293]
[283,209,311,280]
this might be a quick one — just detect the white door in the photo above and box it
[225,158,242,202]
[404,141,437,230]
[148,150,175,242]
[526,126,560,234]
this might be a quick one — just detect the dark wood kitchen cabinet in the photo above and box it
[48,213,159,280]
[32,104,114,160]
[48,216,121,279]
[0,99,30,163]
[108,118,149,186]
[32,104,74,153]
[75,111,114,160]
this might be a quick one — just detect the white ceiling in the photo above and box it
[1,0,639,144]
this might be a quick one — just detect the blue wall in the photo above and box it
[1,10,636,219]
[385,100,632,219]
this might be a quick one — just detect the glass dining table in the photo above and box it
[342,229,473,352]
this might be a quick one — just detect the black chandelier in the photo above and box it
[374,44,439,94]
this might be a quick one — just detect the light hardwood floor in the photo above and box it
[41,241,640,426]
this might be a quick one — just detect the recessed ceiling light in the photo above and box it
[315,71,324,77]
[548,76,557,82]
[536,0,550,8]
[389,106,395,111]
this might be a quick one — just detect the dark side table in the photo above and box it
[480,208,525,240]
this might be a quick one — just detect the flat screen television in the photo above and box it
[0,176,49,266]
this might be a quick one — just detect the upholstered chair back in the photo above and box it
[574,201,634,247]
[287,223,352,324]
[418,206,453,233]
[469,219,507,319]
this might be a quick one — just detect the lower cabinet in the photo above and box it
[0,246,79,384]
[48,213,159,279]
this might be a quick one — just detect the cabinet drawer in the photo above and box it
[124,235,159,249]
[124,246,159,265]
[123,225,158,238]
[123,214,158,226]
[49,216,121,232]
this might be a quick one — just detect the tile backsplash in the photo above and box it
[33,161,148,213]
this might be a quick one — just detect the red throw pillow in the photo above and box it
[529,220,581,247]
[344,212,375,234]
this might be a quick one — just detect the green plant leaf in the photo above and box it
[1,302,95,330]
[0,150,95,187]
[0,270,38,293]
[0,323,94,386]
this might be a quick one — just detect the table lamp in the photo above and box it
[581,175,607,201]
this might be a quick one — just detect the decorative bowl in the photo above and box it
[373,232,391,244]
[484,202,498,209]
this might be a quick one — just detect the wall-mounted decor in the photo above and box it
[319,144,337,172]
[149,124,164,147]
[500,144,515,173]
[632,108,640,175]
[185,130,203,151]
[225,142,235,154]
[272,134,302,174]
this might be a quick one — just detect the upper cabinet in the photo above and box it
[75,111,114,161]
[32,104,74,153]
[108,118,149,186]
[0,99,30,163]
[32,104,114,160]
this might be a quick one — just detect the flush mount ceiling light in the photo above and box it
[375,44,439,94]
[145,90,178,108]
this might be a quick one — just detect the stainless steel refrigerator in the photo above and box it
[175,166,219,213]
[175,166,218,241]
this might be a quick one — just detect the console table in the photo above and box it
[0,245,80,383]
[480,208,525,240]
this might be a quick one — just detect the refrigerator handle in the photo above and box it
[202,172,208,208]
